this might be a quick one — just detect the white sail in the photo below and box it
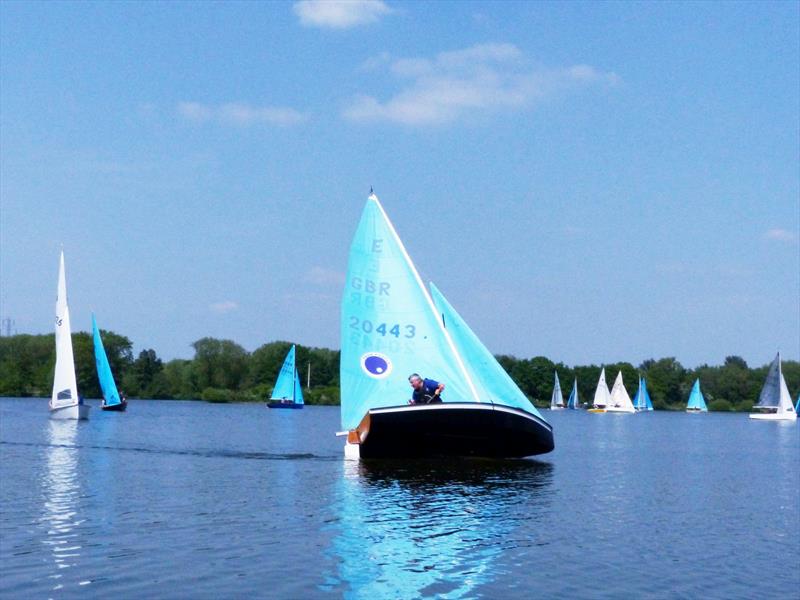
[592,368,611,408]
[608,371,635,413]
[750,353,796,421]
[550,371,564,409]
[50,252,88,419]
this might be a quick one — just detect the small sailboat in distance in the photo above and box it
[267,345,304,409]
[632,376,654,411]
[50,251,89,420]
[588,368,610,413]
[566,378,579,409]
[607,371,635,413]
[92,314,127,411]
[749,353,796,421]
[685,378,707,413]
[550,371,565,410]
[338,192,553,459]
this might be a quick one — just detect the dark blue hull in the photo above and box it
[267,401,304,409]
[354,402,554,459]
[101,399,127,412]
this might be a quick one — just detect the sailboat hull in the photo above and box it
[101,399,127,411]
[50,404,90,420]
[347,403,554,459]
[267,401,304,409]
[748,412,797,421]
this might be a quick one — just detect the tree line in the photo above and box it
[1,332,797,411]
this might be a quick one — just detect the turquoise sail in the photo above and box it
[339,195,476,430]
[796,394,799,413]
[567,378,579,409]
[686,378,707,411]
[428,282,544,418]
[633,377,654,411]
[92,314,121,406]
[271,345,304,404]
[643,378,654,410]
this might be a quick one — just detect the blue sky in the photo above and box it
[1,0,798,368]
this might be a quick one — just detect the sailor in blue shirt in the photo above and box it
[408,373,445,405]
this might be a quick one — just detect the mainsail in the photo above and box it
[609,371,635,412]
[754,353,794,412]
[686,378,707,411]
[51,252,79,410]
[271,345,304,404]
[550,371,564,409]
[566,378,579,409]
[339,194,478,430]
[428,282,542,417]
[92,314,122,406]
[592,368,611,408]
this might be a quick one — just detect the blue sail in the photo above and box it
[428,282,544,418]
[271,345,304,404]
[643,378,654,410]
[567,378,579,409]
[686,378,707,411]
[796,394,800,413]
[339,195,476,430]
[92,314,121,406]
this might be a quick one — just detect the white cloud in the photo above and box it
[210,301,238,314]
[764,228,798,242]
[178,102,307,127]
[293,0,392,29]
[344,43,619,126]
[305,266,345,286]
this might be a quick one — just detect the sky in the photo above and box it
[1,0,798,369]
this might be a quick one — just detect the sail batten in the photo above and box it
[92,314,122,406]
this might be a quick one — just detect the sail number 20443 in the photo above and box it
[348,317,415,338]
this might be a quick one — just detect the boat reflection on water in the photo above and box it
[40,420,85,592]
[322,459,554,598]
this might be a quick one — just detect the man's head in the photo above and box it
[408,374,423,390]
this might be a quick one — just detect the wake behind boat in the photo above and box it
[749,353,796,421]
[93,314,128,411]
[338,193,553,459]
[267,345,304,409]
[50,252,89,420]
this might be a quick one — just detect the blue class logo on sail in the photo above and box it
[361,352,393,379]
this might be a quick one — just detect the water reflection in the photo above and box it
[40,420,84,593]
[324,459,553,599]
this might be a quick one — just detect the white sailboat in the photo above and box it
[50,252,89,420]
[749,353,796,421]
[550,371,565,410]
[588,368,611,413]
[607,371,635,413]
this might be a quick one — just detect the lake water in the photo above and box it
[0,398,797,598]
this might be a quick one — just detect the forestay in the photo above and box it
[340,195,476,430]
[428,282,543,418]
[271,345,304,404]
[92,314,122,406]
[51,252,79,410]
